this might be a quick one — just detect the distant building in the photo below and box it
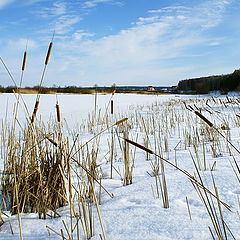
[147,86,156,91]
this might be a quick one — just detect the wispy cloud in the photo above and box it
[1,0,235,87]
[148,6,192,14]
[34,1,82,35]
[54,15,82,34]
[51,0,233,86]
[24,0,49,5]
[37,2,67,18]
[7,38,37,51]
[82,0,123,8]
[72,30,95,40]
[0,0,15,9]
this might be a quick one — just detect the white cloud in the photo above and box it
[7,38,37,50]
[1,0,235,87]
[72,30,95,40]
[134,16,160,25]
[49,0,233,86]
[148,6,192,14]
[82,0,123,8]
[36,1,67,18]
[0,0,15,9]
[54,15,82,34]
[24,0,49,5]
[34,2,82,35]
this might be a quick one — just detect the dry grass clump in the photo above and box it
[1,122,68,219]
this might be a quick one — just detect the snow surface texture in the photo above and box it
[0,93,240,240]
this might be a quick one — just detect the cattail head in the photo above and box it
[45,42,53,65]
[56,103,61,122]
[111,100,114,115]
[22,51,27,71]
[114,118,128,126]
[124,138,154,154]
[194,111,213,127]
[31,100,40,123]
[46,136,58,147]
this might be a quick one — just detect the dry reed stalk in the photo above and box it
[2,122,68,219]
[12,48,28,134]
[46,225,68,240]
[186,196,192,221]
[90,180,107,240]
[0,211,4,227]
[123,131,132,185]
[174,140,181,168]
[70,118,128,160]
[190,151,236,239]
[0,53,31,124]
[13,166,23,240]
[109,131,115,179]
[194,111,240,156]
[160,159,169,208]
[109,98,115,178]
[124,138,231,210]
[31,38,54,125]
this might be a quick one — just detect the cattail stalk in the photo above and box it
[124,138,231,210]
[31,100,40,123]
[56,103,61,122]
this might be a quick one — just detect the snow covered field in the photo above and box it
[0,93,240,240]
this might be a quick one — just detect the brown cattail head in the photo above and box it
[22,51,27,71]
[56,103,61,122]
[194,111,213,127]
[124,138,154,154]
[114,117,128,126]
[45,42,53,65]
[111,100,114,115]
[31,100,40,123]
[46,136,58,147]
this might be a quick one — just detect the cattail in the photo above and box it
[124,138,154,154]
[45,42,53,65]
[22,51,27,71]
[46,136,58,147]
[110,100,114,115]
[194,111,213,127]
[183,102,193,111]
[31,100,40,123]
[56,103,61,122]
[226,96,231,103]
[114,118,128,126]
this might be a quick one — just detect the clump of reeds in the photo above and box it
[1,120,68,219]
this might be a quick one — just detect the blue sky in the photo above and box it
[0,0,240,87]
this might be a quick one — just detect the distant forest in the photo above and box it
[177,69,240,93]
[0,85,171,94]
[1,69,240,95]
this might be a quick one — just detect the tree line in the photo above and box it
[177,69,240,93]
